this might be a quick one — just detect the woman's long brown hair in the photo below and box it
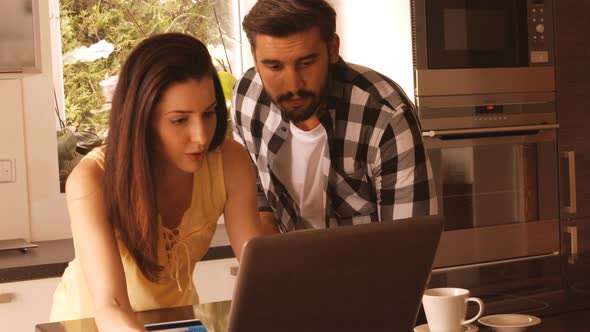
[104,33,228,281]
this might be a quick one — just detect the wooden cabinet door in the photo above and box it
[561,218,590,296]
[0,277,60,331]
[554,1,590,219]
[194,257,239,304]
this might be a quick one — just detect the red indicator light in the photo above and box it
[486,105,494,111]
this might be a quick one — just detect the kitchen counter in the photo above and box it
[0,224,235,284]
[34,300,590,332]
[35,302,230,332]
[0,239,73,283]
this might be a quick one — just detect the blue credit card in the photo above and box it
[186,326,207,332]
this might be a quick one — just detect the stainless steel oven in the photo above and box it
[410,0,560,271]
[420,124,564,318]
[426,124,560,269]
[412,0,555,98]
[410,0,564,313]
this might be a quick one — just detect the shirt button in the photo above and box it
[280,127,287,132]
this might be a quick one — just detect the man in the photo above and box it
[231,0,437,234]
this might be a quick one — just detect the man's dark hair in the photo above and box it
[243,0,337,48]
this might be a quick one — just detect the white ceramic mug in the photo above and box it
[422,287,484,332]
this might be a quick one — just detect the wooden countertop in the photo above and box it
[36,302,231,332]
[0,225,235,284]
[0,239,73,283]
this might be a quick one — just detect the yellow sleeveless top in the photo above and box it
[50,147,226,321]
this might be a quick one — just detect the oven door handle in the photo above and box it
[422,124,559,137]
[562,151,577,214]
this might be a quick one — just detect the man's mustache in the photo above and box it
[277,90,315,103]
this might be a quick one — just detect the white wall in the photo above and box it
[238,0,257,72]
[333,0,415,101]
[0,0,70,242]
[24,0,70,241]
[0,79,31,240]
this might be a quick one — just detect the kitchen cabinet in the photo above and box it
[561,218,590,295]
[0,277,60,331]
[554,0,590,292]
[0,0,41,73]
[194,257,238,304]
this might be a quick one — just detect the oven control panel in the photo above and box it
[417,101,557,131]
[529,0,551,64]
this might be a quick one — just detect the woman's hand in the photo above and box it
[95,304,147,332]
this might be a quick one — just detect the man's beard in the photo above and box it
[272,66,331,123]
[275,89,321,123]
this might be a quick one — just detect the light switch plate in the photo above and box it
[0,158,15,183]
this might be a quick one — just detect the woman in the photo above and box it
[50,33,263,331]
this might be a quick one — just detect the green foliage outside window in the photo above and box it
[59,0,236,138]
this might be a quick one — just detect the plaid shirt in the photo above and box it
[231,58,437,232]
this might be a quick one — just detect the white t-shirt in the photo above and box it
[273,122,328,229]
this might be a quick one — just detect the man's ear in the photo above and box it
[329,34,340,64]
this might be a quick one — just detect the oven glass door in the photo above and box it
[425,0,529,69]
[425,127,560,268]
[427,128,558,231]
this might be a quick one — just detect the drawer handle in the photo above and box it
[567,225,579,265]
[0,293,14,304]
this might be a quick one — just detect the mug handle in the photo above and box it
[462,297,485,325]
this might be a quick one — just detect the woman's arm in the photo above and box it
[221,139,266,260]
[259,211,279,235]
[66,159,146,332]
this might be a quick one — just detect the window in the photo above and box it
[53,0,244,191]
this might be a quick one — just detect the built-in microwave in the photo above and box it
[412,0,555,98]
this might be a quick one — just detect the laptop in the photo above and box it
[227,215,444,332]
